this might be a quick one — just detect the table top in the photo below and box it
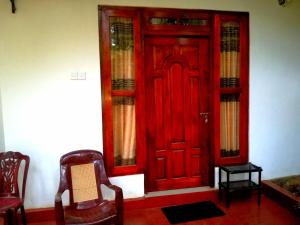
[220,162,262,173]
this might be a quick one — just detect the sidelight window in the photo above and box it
[214,14,249,165]
[110,17,136,166]
[100,8,144,176]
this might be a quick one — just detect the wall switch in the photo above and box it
[78,72,86,80]
[71,72,78,80]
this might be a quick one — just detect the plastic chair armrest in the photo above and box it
[106,184,123,222]
[55,191,65,225]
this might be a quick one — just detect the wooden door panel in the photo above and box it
[153,78,164,149]
[146,37,210,191]
[153,46,171,70]
[172,149,185,178]
[189,77,201,147]
[181,47,199,68]
[191,155,201,176]
[156,157,166,179]
[169,63,185,143]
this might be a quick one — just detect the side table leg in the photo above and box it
[226,172,230,208]
[219,167,222,201]
[258,171,262,205]
[258,189,261,205]
[226,191,230,208]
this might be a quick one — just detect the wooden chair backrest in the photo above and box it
[0,151,30,201]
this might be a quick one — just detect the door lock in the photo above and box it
[199,112,209,123]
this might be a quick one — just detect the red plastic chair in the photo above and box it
[0,151,30,225]
[55,150,123,225]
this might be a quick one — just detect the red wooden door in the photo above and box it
[145,37,210,192]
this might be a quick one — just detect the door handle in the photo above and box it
[199,112,209,123]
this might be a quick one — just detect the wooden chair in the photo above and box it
[0,151,30,225]
[55,150,123,225]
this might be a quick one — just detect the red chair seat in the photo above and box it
[65,200,117,225]
[0,197,22,211]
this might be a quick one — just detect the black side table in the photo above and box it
[218,162,262,208]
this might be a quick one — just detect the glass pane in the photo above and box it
[220,21,240,88]
[110,17,135,90]
[179,18,208,26]
[150,17,177,25]
[220,94,240,157]
[112,96,136,166]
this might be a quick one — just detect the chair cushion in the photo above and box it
[64,200,117,225]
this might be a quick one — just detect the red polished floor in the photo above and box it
[27,194,300,225]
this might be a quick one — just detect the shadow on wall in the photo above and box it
[0,89,5,150]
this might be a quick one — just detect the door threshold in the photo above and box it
[145,186,216,198]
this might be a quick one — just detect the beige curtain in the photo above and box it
[220,95,240,157]
[112,97,136,166]
[110,17,136,166]
[220,21,240,157]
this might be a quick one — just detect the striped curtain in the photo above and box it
[220,21,240,157]
[220,22,240,88]
[110,17,135,90]
[220,95,240,157]
[110,17,136,166]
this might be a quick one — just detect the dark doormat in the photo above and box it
[161,201,225,224]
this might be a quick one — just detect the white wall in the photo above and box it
[0,0,299,208]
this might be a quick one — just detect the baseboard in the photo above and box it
[26,207,55,223]
[125,189,218,210]
[26,189,218,223]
